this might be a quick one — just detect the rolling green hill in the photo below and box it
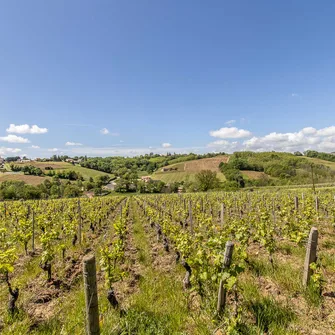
[152,155,228,183]
[151,152,335,187]
[0,161,113,184]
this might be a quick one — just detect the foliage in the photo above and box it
[195,170,220,191]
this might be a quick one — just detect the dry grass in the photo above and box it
[0,174,50,185]
[14,161,70,170]
[241,170,269,180]
[183,155,229,172]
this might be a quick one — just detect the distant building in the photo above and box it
[141,176,152,183]
[103,182,117,191]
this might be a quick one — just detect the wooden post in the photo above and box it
[78,200,82,245]
[83,254,100,335]
[32,210,35,253]
[220,203,224,226]
[303,227,318,286]
[294,196,299,211]
[315,197,319,212]
[217,241,234,313]
[189,201,193,234]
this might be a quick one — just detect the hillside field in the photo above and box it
[151,155,263,183]
[152,153,335,185]
[3,161,113,182]
[0,173,50,185]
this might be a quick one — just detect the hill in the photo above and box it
[0,173,50,185]
[152,152,335,187]
[152,155,229,183]
[0,161,113,185]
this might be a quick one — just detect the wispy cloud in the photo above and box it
[225,120,236,125]
[291,93,299,97]
[65,142,83,146]
[64,123,94,127]
[31,145,40,149]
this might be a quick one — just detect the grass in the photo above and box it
[152,171,226,183]
[240,280,297,335]
[302,156,335,170]
[5,161,114,182]
[0,174,50,185]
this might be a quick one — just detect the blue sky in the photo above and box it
[1,1,335,157]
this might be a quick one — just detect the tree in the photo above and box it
[195,170,220,191]
[294,151,303,156]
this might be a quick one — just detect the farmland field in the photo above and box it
[152,155,229,183]
[0,174,50,185]
[0,189,335,334]
[7,161,113,181]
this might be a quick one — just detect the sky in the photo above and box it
[0,0,335,158]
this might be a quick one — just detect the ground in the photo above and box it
[0,174,50,185]
[152,155,228,183]
[0,161,113,184]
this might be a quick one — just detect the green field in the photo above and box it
[152,170,226,183]
[3,161,113,183]
[151,154,335,185]
[301,156,335,170]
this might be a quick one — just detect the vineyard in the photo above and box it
[0,190,335,334]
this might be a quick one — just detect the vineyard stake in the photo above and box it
[294,196,299,211]
[32,209,35,253]
[220,203,224,226]
[189,201,193,234]
[217,241,234,313]
[78,199,82,245]
[315,197,319,212]
[83,254,100,335]
[303,227,318,286]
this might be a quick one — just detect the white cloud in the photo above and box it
[6,124,48,134]
[291,93,299,97]
[225,120,236,125]
[0,135,30,143]
[65,142,83,146]
[209,127,252,139]
[162,143,172,148]
[242,126,335,152]
[48,148,59,152]
[31,145,40,149]
[100,128,109,135]
[207,140,239,152]
[316,126,335,137]
[0,147,22,156]
[301,127,317,135]
[207,140,230,147]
